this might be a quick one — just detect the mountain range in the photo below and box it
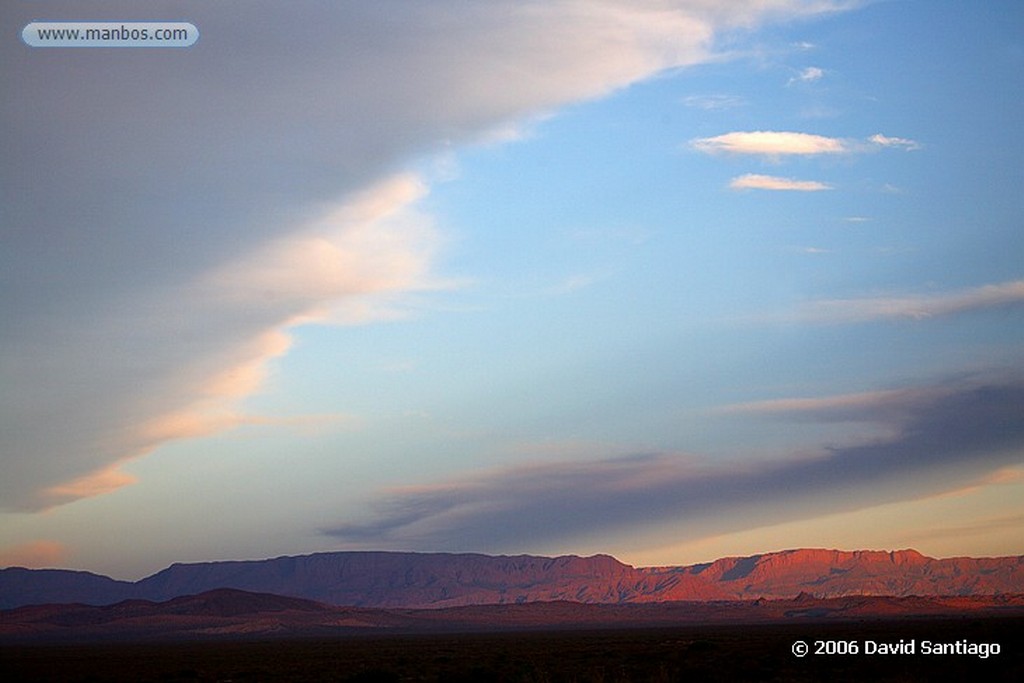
[3,548,1022,611]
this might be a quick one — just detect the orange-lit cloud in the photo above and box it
[692,131,850,156]
[200,330,293,400]
[730,173,832,191]
[19,175,445,512]
[0,540,68,569]
[208,175,440,316]
[43,464,138,506]
[919,466,1024,500]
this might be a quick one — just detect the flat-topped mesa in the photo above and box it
[134,551,639,608]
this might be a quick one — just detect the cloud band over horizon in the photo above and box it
[324,377,1024,551]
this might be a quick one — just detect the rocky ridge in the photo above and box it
[2,548,1021,610]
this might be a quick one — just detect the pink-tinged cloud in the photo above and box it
[324,376,1024,550]
[692,131,850,156]
[794,280,1024,323]
[0,540,68,569]
[692,131,920,157]
[43,465,139,505]
[788,66,824,85]
[6,175,444,512]
[730,174,832,191]
[714,385,954,423]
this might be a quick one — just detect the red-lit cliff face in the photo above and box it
[640,549,1024,600]
[2,549,1023,610]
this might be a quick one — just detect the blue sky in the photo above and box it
[2,1,1022,579]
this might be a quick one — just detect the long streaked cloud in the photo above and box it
[730,173,832,191]
[324,377,1024,550]
[691,130,920,157]
[715,386,943,422]
[682,94,746,110]
[793,280,1024,323]
[1,1,858,511]
[910,512,1024,542]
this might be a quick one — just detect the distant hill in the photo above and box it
[0,567,136,609]
[3,587,1023,643]
[2,549,1022,610]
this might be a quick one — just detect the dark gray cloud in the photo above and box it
[324,377,1024,549]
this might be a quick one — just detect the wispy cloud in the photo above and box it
[869,133,921,151]
[730,173,832,191]
[548,273,604,295]
[788,66,824,85]
[910,512,1024,542]
[716,386,951,423]
[682,94,746,110]
[792,280,1024,323]
[324,377,1024,550]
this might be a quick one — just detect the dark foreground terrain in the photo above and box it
[2,616,1020,682]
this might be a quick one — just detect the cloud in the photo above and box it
[692,131,850,156]
[0,1,864,511]
[788,66,824,85]
[869,133,921,151]
[6,175,443,512]
[715,385,958,424]
[43,465,140,505]
[691,131,920,157]
[682,94,746,110]
[792,280,1024,323]
[730,173,833,191]
[910,512,1024,542]
[324,377,1024,550]
[0,540,68,569]
[550,274,603,295]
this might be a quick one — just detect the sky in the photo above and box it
[1,1,1022,581]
